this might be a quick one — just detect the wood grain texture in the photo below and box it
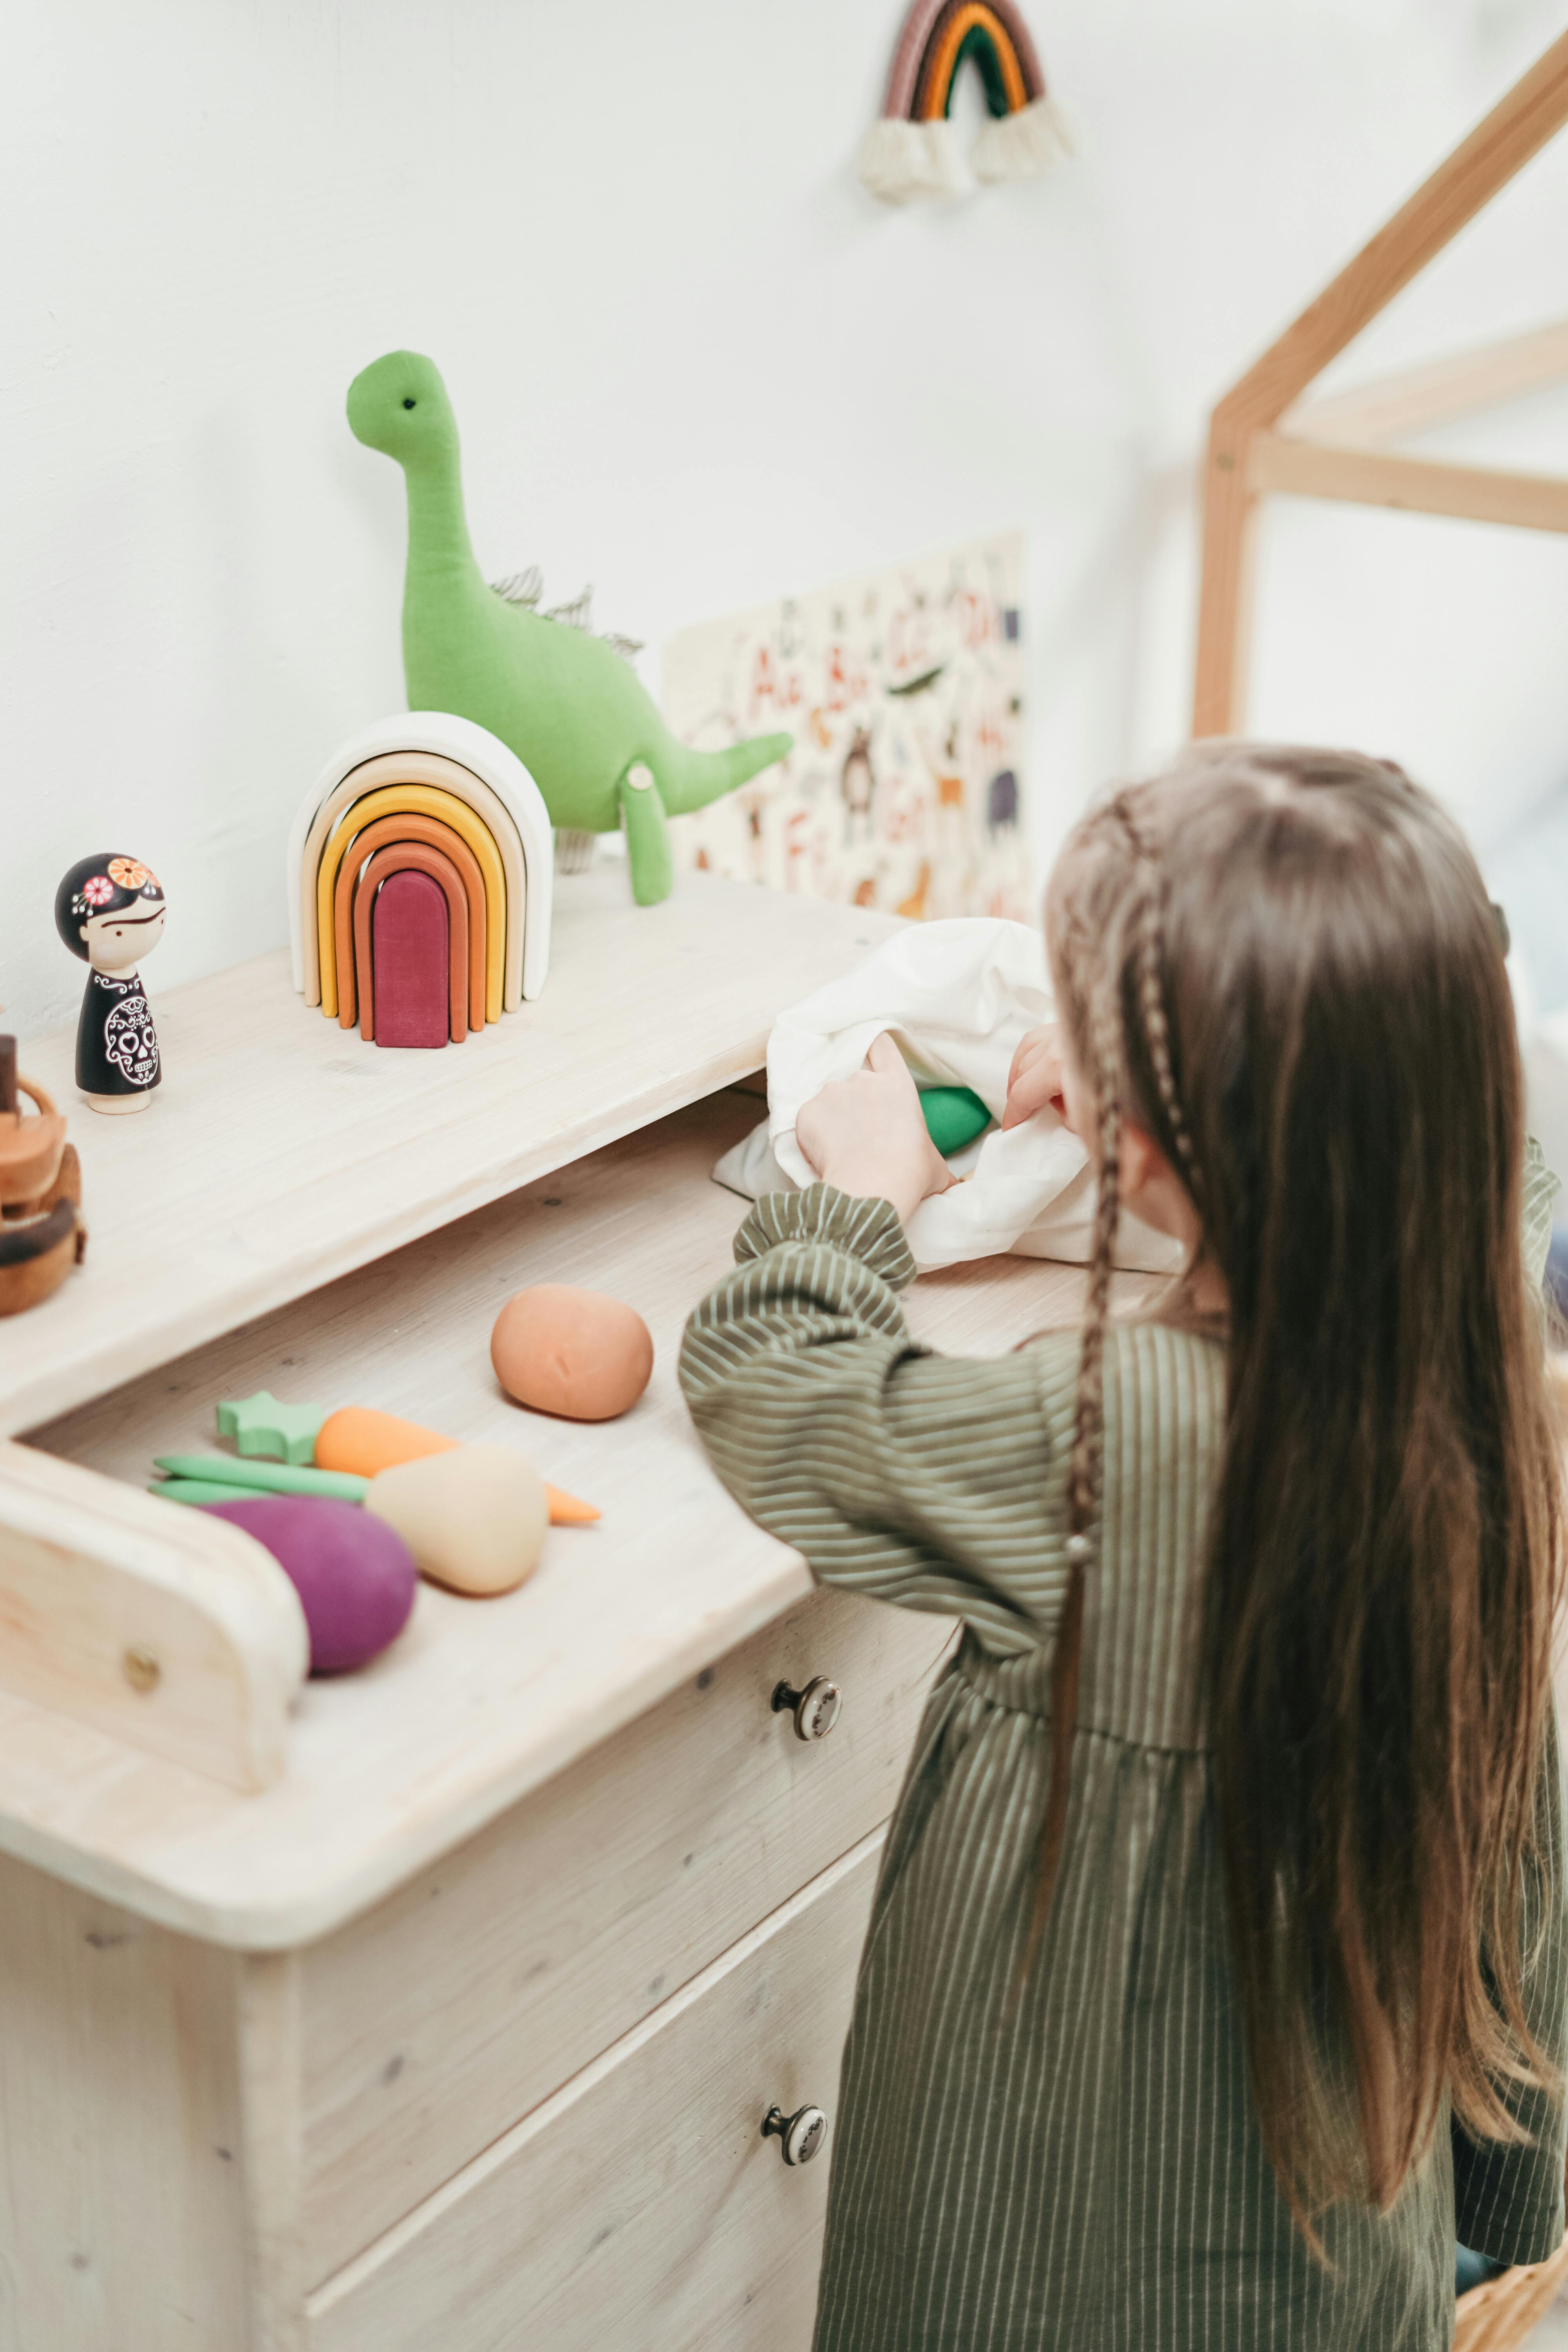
[1252,431,1568,533]
[238,1952,306,2352]
[17,1087,1143,1948]
[0,1848,249,2352]
[0,1439,307,1791]
[1282,317,1568,447]
[299,1585,952,2281]
[0,873,900,1437]
[306,1836,883,2352]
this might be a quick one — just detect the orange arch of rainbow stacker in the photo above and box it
[881,0,1045,123]
[316,786,508,1024]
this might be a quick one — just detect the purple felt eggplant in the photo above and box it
[202,1495,416,1675]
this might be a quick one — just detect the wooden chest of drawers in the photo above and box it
[0,875,1099,2348]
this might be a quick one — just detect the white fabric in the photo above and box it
[715,918,1184,1276]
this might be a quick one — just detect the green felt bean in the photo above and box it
[150,1479,267,1508]
[152,1455,368,1502]
[919,1085,993,1156]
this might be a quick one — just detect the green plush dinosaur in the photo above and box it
[347,352,792,905]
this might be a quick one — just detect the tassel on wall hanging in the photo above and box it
[858,1,1074,207]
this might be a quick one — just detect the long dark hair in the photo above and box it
[1040,742,1565,2236]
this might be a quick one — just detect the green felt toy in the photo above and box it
[215,1390,325,1465]
[920,1085,992,1155]
[154,1455,368,1503]
[152,1479,267,1508]
[346,352,793,906]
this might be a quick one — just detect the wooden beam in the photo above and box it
[1194,27,1568,737]
[1192,420,1261,740]
[1283,318,1568,447]
[1251,433,1568,534]
[1216,30,1568,434]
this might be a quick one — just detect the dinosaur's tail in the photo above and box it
[658,730,792,816]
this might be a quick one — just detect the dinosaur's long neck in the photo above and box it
[403,449,478,585]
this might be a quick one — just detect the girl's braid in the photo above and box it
[1117,796,1204,1202]
[1022,792,1200,1991]
[1021,858,1131,1989]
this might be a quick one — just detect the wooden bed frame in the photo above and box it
[1194,27,1568,739]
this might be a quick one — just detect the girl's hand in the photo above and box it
[795,1033,956,1229]
[1002,1023,1069,1131]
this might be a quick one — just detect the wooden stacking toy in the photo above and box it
[0,1038,86,1317]
[287,712,554,1048]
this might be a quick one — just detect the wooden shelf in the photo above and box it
[14,1091,1145,1949]
[0,871,897,1437]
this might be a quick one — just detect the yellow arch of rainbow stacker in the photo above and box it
[317,785,508,1024]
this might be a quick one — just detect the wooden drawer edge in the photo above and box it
[305,1824,886,2326]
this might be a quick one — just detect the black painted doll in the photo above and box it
[53,855,166,1114]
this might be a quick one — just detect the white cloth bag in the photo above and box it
[714,918,1184,1275]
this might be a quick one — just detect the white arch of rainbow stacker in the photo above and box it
[1194,27,1568,739]
[286,713,554,1047]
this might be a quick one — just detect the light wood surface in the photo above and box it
[0,871,899,1437]
[306,1835,882,2352]
[1282,318,1568,447]
[299,1585,951,2281]
[1251,432,1568,533]
[0,1848,250,2352]
[0,1439,307,1791]
[239,1951,307,2352]
[17,1088,1134,1948]
[1193,27,1568,735]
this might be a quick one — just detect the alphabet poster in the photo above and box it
[663,532,1030,920]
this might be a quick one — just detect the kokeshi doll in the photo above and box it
[54,855,167,1114]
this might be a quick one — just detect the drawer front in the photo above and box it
[308,1835,880,2352]
[301,1588,950,2280]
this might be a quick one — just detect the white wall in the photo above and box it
[2,0,1565,1044]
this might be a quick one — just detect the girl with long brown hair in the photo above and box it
[679,742,1566,2350]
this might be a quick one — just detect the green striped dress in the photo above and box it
[678,1162,1566,2352]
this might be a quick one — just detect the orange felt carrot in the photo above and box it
[316,1405,600,1524]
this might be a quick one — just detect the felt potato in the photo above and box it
[365,1443,548,1596]
[201,1495,416,1675]
[491,1285,653,1421]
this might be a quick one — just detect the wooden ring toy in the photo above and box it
[0,1072,67,1209]
[333,813,488,1035]
[352,842,471,1045]
[0,1143,85,1317]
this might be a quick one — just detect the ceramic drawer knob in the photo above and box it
[762,2103,828,2167]
[772,1675,842,1743]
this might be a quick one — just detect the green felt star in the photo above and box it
[215,1390,327,1466]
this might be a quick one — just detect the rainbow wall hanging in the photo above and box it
[858,1,1074,207]
[287,712,553,1048]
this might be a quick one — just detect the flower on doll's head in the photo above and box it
[107,858,151,889]
[80,875,114,908]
